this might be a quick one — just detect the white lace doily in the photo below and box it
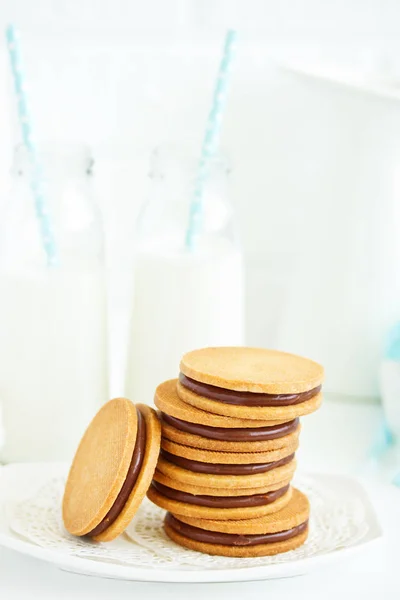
[5,471,375,571]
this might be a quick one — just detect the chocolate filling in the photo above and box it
[165,513,309,546]
[161,413,299,441]
[179,373,321,406]
[161,449,295,475]
[88,408,147,537]
[152,481,290,507]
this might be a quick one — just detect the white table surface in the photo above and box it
[1,397,399,599]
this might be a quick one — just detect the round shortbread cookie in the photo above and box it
[62,400,161,541]
[153,469,293,496]
[156,455,297,489]
[180,347,323,394]
[63,398,138,536]
[147,483,292,520]
[155,380,287,427]
[160,437,298,464]
[94,404,161,542]
[161,417,301,453]
[176,487,309,534]
[164,518,308,557]
[177,381,322,420]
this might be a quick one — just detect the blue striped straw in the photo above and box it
[185,29,237,251]
[5,25,58,267]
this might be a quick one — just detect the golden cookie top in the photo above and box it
[180,347,324,394]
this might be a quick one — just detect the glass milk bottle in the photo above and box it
[0,144,108,463]
[125,145,244,405]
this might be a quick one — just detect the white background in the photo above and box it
[2,1,400,392]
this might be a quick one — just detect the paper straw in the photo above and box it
[5,24,58,267]
[185,29,237,250]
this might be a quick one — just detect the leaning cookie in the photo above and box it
[62,399,161,542]
[164,488,309,557]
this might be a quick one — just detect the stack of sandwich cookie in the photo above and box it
[149,347,323,556]
[150,381,298,521]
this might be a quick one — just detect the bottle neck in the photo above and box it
[12,143,93,182]
[3,143,103,271]
[137,145,239,254]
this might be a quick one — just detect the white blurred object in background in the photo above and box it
[276,71,400,401]
[0,145,108,463]
[380,323,400,439]
[125,147,244,404]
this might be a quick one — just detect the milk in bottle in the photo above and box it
[125,147,244,404]
[0,145,108,462]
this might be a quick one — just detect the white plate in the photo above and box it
[0,463,382,583]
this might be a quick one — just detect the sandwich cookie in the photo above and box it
[160,413,301,453]
[62,399,161,542]
[178,347,324,420]
[164,487,309,557]
[156,453,297,490]
[153,469,293,496]
[160,437,298,464]
[155,380,287,428]
[147,480,292,520]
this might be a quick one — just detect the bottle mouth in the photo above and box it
[12,142,94,177]
[148,143,231,180]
